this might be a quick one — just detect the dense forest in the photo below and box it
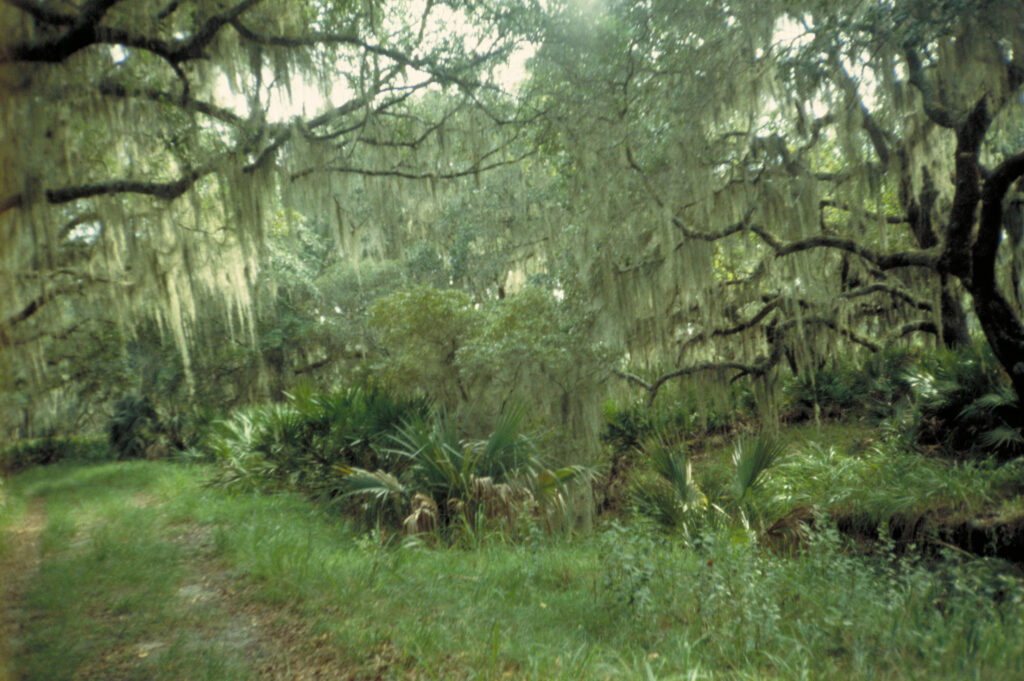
[2,1,1024,679]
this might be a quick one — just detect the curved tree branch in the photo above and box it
[841,282,932,311]
[2,0,263,64]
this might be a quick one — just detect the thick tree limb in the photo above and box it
[939,97,990,281]
[904,48,958,129]
[2,0,263,64]
[829,55,892,167]
[841,283,932,311]
[974,150,1024,293]
[749,226,938,270]
[615,362,761,407]
[3,0,76,25]
[1,167,208,214]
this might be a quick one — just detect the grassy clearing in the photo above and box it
[5,460,1024,681]
[5,463,252,681]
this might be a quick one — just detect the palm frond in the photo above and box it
[733,433,786,502]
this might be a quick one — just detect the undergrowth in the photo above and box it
[6,461,1023,681]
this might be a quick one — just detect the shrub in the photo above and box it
[782,346,916,422]
[906,341,1023,459]
[207,383,431,496]
[338,407,594,536]
[107,394,162,460]
[629,431,789,541]
[0,437,113,474]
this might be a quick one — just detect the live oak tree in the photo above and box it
[0,0,536,433]
[4,0,1024,439]
[525,0,1024,407]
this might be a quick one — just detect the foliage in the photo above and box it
[371,285,609,448]
[338,406,593,536]
[530,0,1024,413]
[782,346,917,421]
[629,431,789,538]
[1,0,533,411]
[907,341,1024,459]
[107,395,163,460]
[598,520,658,617]
[206,384,430,496]
[369,286,480,409]
[629,435,709,537]
[732,433,787,506]
[602,379,748,451]
[0,437,112,474]
[765,439,1011,533]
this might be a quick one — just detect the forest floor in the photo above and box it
[0,467,352,681]
[2,445,1023,681]
[0,499,44,681]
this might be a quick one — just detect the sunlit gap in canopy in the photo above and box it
[756,14,880,127]
[213,1,536,124]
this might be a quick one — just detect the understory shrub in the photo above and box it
[906,341,1024,459]
[604,382,750,447]
[782,346,917,421]
[0,437,112,474]
[107,394,162,459]
[206,383,431,496]
[630,433,787,540]
[338,406,594,536]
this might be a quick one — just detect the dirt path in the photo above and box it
[3,492,352,681]
[163,520,351,680]
[0,499,47,681]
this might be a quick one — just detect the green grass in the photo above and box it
[4,459,1024,680]
[5,463,250,681]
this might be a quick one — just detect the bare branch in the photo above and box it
[677,299,779,352]
[841,283,932,311]
[892,320,938,340]
[230,20,502,92]
[616,362,762,407]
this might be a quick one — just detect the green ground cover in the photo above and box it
[3,457,1023,681]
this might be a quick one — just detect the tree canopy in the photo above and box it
[2,0,1024,438]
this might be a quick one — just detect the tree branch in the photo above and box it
[939,97,991,281]
[616,362,762,407]
[230,20,501,92]
[2,0,263,64]
[97,81,245,126]
[904,48,958,129]
[3,0,76,25]
[841,282,932,311]
[974,150,1024,292]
